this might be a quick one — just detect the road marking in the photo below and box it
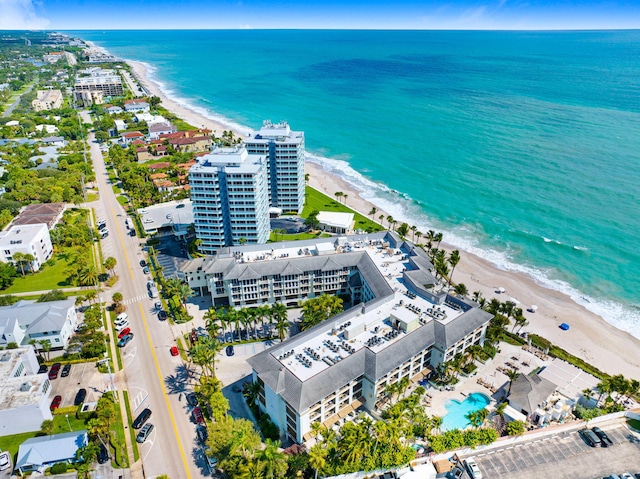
[137,301,192,479]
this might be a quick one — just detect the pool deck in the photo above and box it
[412,342,552,418]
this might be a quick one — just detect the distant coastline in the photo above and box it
[83,36,640,380]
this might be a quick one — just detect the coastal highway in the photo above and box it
[83,113,208,478]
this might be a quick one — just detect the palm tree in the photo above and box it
[506,369,520,396]
[425,230,437,250]
[104,257,117,275]
[466,410,485,429]
[112,292,123,305]
[431,415,443,435]
[454,283,468,296]
[190,336,221,378]
[435,232,443,248]
[78,266,99,286]
[308,444,328,479]
[334,191,343,203]
[448,250,460,284]
[237,459,266,479]
[258,438,288,479]
[343,194,348,205]
[379,214,385,226]
[415,231,422,243]
[368,207,378,220]
[596,378,612,406]
[12,252,27,276]
[177,283,194,306]
[410,225,417,241]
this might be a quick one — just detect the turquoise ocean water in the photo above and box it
[70,30,640,337]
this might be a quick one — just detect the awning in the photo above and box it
[303,433,312,442]
[338,404,354,418]
[322,414,340,427]
[434,459,452,473]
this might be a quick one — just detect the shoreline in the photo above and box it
[126,58,640,381]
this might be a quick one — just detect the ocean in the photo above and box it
[70,30,640,337]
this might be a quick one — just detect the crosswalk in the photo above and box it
[123,294,149,305]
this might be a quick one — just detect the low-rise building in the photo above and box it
[75,68,123,98]
[0,223,53,272]
[32,89,63,111]
[124,99,150,113]
[317,211,355,234]
[105,105,123,115]
[114,119,127,131]
[0,298,77,349]
[11,203,65,230]
[0,346,53,436]
[181,232,492,442]
[121,131,145,145]
[42,52,64,63]
[15,430,88,473]
[137,199,194,238]
[149,122,177,140]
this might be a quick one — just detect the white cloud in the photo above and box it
[0,0,50,29]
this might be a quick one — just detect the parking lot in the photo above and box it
[465,422,640,479]
[152,235,189,279]
[48,361,106,409]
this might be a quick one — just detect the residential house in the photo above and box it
[148,161,171,171]
[0,346,53,435]
[40,136,66,147]
[15,431,88,473]
[31,89,63,112]
[0,223,53,272]
[121,131,145,146]
[114,119,127,131]
[124,99,150,113]
[149,122,177,140]
[0,298,77,349]
[105,105,123,115]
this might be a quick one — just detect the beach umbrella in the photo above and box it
[530,305,538,312]
[497,286,506,293]
[509,297,520,304]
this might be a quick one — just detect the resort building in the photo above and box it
[0,298,77,349]
[0,223,53,272]
[181,232,492,443]
[0,346,53,436]
[245,121,305,214]
[31,89,63,111]
[189,147,270,253]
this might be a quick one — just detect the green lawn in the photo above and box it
[122,391,139,462]
[2,254,73,294]
[302,186,384,233]
[269,231,324,242]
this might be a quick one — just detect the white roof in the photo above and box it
[137,199,194,232]
[317,211,354,229]
[538,358,599,400]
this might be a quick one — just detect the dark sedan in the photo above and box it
[61,364,71,377]
[117,333,134,347]
[157,310,167,321]
[48,362,61,380]
[74,388,87,406]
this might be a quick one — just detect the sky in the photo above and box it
[1,0,640,30]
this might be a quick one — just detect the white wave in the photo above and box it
[573,245,589,251]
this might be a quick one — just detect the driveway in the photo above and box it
[464,422,640,479]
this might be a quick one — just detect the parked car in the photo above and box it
[592,426,614,447]
[117,333,134,347]
[578,428,602,447]
[0,451,10,471]
[116,312,128,322]
[226,345,235,357]
[74,388,87,406]
[186,392,198,408]
[196,424,208,444]
[154,301,162,310]
[170,346,179,357]
[620,473,634,479]
[118,327,131,339]
[192,407,204,424]
[38,364,48,374]
[97,444,109,464]
[61,364,71,377]
[158,310,167,321]
[136,423,154,443]
[133,408,152,429]
[50,395,62,411]
[115,320,130,331]
[48,362,61,380]
[146,280,154,290]
[465,457,482,479]
[139,259,146,267]
[143,266,150,274]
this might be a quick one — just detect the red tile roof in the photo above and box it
[148,162,171,170]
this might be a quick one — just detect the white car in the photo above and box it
[0,450,10,471]
[116,313,128,322]
[620,474,633,479]
[115,320,130,331]
[465,457,482,479]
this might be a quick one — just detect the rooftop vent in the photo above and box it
[20,382,30,392]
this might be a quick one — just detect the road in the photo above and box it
[81,111,208,479]
[2,83,34,118]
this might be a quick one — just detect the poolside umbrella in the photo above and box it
[530,305,538,312]
[497,287,506,293]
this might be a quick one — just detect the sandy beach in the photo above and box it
[128,60,640,381]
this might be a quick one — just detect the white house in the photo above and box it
[0,346,53,436]
[124,100,150,113]
[0,298,77,349]
[0,223,53,272]
[114,119,127,131]
[317,211,355,234]
[149,121,177,140]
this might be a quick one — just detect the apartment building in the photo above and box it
[189,147,270,253]
[0,346,53,435]
[0,223,53,272]
[181,232,492,443]
[245,121,305,214]
[74,68,123,97]
[31,89,63,111]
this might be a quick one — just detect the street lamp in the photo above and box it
[65,414,71,432]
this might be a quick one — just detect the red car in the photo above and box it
[170,346,179,357]
[118,327,131,339]
[48,363,61,380]
[192,407,204,424]
[50,395,62,411]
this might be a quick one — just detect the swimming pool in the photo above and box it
[441,392,491,431]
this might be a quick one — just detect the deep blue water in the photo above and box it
[69,30,640,336]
